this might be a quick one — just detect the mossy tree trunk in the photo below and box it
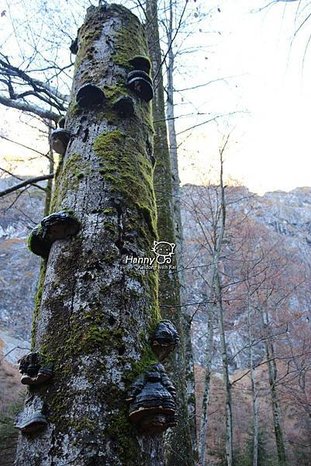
[145,1,197,465]
[15,5,166,465]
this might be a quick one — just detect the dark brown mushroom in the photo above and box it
[50,128,71,156]
[70,37,78,55]
[15,397,48,434]
[28,211,80,258]
[113,95,135,117]
[58,116,66,128]
[18,352,53,386]
[128,363,177,433]
[126,70,153,102]
[76,83,105,108]
[41,210,81,243]
[28,225,51,259]
[150,320,179,361]
[129,56,151,74]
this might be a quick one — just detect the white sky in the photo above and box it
[1,0,311,195]
[177,0,311,194]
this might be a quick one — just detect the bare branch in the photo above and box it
[0,94,59,122]
[0,173,54,198]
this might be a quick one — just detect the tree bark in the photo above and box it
[216,143,233,466]
[199,302,215,466]
[247,302,259,466]
[262,310,287,466]
[15,5,164,465]
[145,1,197,464]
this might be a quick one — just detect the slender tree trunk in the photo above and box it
[248,302,259,466]
[44,128,54,216]
[199,301,215,466]
[262,310,287,466]
[166,0,197,453]
[15,5,164,465]
[217,272,233,466]
[166,0,183,250]
[216,142,233,466]
[145,1,197,465]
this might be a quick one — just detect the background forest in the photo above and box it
[0,1,310,465]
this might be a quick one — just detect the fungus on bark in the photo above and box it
[126,70,154,102]
[129,56,151,74]
[70,37,78,55]
[15,396,48,434]
[76,83,106,108]
[28,211,81,258]
[150,320,179,361]
[113,95,135,117]
[18,352,53,386]
[41,210,81,241]
[50,128,71,156]
[57,116,66,128]
[128,363,177,433]
[28,225,51,259]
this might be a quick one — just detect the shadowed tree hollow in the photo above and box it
[14,3,193,465]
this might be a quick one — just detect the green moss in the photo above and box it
[106,405,139,464]
[93,130,157,241]
[104,83,128,101]
[114,16,148,70]
[66,101,82,119]
[31,261,47,348]
[50,153,91,212]
[74,15,102,71]
[27,224,42,252]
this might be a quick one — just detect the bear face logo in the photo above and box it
[151,241,176,264]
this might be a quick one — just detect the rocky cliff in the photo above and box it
[1,182,310,368]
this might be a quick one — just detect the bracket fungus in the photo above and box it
[50,128,71,156]
[150,320,179,361]
[129,56,151,74]
[57,116,66,128]
[76,83,106,108]
[41,210,81,242]
[18,352,53,386]
[28,211,81,258]
[113,95,135,117]
[126,70,154,102]
[28,225,51,259]
[70,37,78,55]
[128,363,177,434]
[15,397,48,434]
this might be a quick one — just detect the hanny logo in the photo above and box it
[124,241,176,269]
[151,241,175,265]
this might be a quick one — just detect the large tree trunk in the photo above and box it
[15,5,165,465]
[145,1,196,465]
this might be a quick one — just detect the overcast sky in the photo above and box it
[1,0,311,194]
[178,0,311,194]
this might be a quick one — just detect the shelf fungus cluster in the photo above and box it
[15,354,53,435]
[28,211,81,259]
[127,56,153,102]
[15,396,48,434]
[128,363,177,434]
[18,352,53,386]
[150,320,179,361]
[128,321,179,434]
[50,128,71,156]
[76,83,106,108]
